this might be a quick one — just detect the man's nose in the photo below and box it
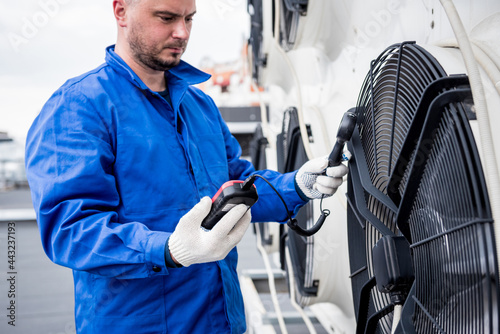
[172,19,190,40]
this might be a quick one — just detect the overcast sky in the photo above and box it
[0,0,250,141]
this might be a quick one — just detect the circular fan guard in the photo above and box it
[346,41,499,333]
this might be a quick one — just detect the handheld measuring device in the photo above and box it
[201,180,259,230]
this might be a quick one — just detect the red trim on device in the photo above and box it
[211,180,244,202]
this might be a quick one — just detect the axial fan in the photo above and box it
[346,41,499,333]
[279,0,308,51]
[247,0,308,83]
[250,124,275,248]
[277,107,318,304]
[247,0,265,83]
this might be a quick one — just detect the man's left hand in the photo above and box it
[294,155,349,200]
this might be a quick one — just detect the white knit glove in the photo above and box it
[295,155,349,200]
[168,197,251,267]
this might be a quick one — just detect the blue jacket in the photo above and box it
[25,46,306,333]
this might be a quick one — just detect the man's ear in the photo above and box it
[113,0,128,28]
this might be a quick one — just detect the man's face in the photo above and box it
[125,0,196,71]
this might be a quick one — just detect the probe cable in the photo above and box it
[242,174,330,237]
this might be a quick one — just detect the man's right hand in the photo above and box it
[168,197,251,267]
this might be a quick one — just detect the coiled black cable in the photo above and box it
[243,174,330,237]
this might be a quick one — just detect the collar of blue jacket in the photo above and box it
[105,44,211,92]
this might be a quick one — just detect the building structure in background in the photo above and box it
[198,42,270,158]
[0,132,27,190]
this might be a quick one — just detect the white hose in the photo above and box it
[255,226,288,334]
[391,304,403,334]
[472,39,500,70]
[434,39,500,96]
[285,245,318,334]
[470,40,500,96]
[439,0,500,274]
[273,0,314,160]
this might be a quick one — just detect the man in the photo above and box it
[25,0,348,333]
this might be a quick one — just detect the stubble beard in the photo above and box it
[128,25,186,72]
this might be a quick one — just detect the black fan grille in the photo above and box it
[357,44,446,192]
[346,41,499,334]
[408,103,498,333]
[349,42,448,333]
[365,222,392,333]
[279,107,318,301]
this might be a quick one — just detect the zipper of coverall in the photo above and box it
[153,89,198,197]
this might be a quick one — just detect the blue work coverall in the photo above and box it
[25,45,307,333]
